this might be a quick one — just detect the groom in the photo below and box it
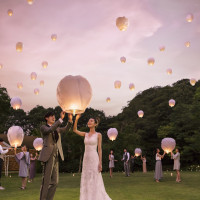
[39,111,73,200]
[122,148,130,177]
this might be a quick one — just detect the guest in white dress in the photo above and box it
[109,150,117,178]
[141,155,147,173]
[171,148,181,182]
[73,114,111,200]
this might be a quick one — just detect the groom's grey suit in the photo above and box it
[39,119,72,200]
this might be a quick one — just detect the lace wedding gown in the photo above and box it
[80,132,112,200]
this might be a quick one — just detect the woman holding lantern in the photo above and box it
[73,114,112,200]
[109,150,118,178]
[171,149,181,182]
[28,153,38,182]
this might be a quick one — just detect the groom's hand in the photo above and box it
[75,114,81,121]
[60,111,65,120]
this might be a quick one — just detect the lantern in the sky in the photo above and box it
[186,14,193,22]
[107,128,118,141]
[10,97,22,110]
[138,110,144,118]
[7,9,13,16]
[114,80,121,89]
[159,46,165,52]
[166,68,172,75]
[51,34,57,41]
[148,58,155,66]
[129,83,135,91]
[106,97,111,103]
[120,57,126,63]
[135,148,142,157]
[7,126,24,148]
[185,41,190,47]
[42,61,48,69]
[33,138,43,151]
[30,72,37,80]
[27,0,34,5]
[190,78,196,86]
[34,88,39,95]
[116,16,129,31]
[0,64,3,69]
[40,80,44,86]
[16,42,23,52]
[17,82,23,89]
[169,99,175,107]
[161,138,176,153]
[57,75,92,115]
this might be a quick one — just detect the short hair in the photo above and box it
[44,111,55,122]
[0,138,3,142]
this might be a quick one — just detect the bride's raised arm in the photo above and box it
[73,114,86,137]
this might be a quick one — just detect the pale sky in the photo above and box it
[0,0,200,116]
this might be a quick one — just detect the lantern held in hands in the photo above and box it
[190,78,196,86]
[30,72,37,80]
[116,16,129,31]
[57,75,92,116]
[16,42,23,52]
[106,97,111,103]
[120,57,126,63]
[148,58,155,66]
[138,110,144,118]
[10,97,22,110]
[135,148,142,157]
[33,138,43,151]
[169,99,175,107]
[114,80,121,89]
[107,128,118,141]
[7,126,24,148]
[161,138,176,153]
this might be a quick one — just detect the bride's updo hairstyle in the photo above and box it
[94,117,100,127]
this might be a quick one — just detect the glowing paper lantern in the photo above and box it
[166,68,172,75]
[30,72,37,80]
[16,42,23,52]
[185,41,190,47]
[129,83,135,91]
[190,78,196,86]
[135,148,142,157]
[33,138,43,151]
[186,14,193,22]
[169,99,175,107]
[106,97,111,103]
[40,80,44,86]
[0,64,3,69]
[17,82,23,89]
[159,46,165,52]
[148,58,155,66]
[42,61,48,69]
[57,75,92,115]
[161,137,176,153]
[10,97,22,110]
[51,34,57,41]
[34,88,39,95]
[107,128,118,141]
[27,0,34,5]
[7,9,13,16]
[114,80,121,89]
[137,110,144,118]
[116,16,129,31]
[120,57,126,63]
[7,126,24,148]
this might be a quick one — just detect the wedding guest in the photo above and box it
[141,155,147,173]
[121,148,130,177]
[28,153,38,182]
[171,148,181,182]
[130,155,136,173]
[154,148,165,182]
[109,150,117,178]
[15,145,30,190]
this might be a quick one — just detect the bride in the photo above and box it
[73,114,112,200]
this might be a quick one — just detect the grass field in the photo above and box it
[1,171,200,200]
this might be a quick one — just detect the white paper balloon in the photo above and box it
[42,61,48,69]
[169,99,175,107]
[129,83,135,91]
[7,9,13,16]
[138,110,144,118]
[10,97,22,110]
[166,68,172,75]
[116,16,129,31]
[0,64,3,69]
[186,14,193,22]
[17,82,23,89]
[30,72,37,80]
[148,58,155,66]
[114,80,121,89]
[190,78,196,86]
[40,80,44,86]
[120,57,126,63]
[27,0,34,5]
[33,138,43,151]
[135,148,142,157]
[34,88,39,95]
[7,126,24,148]
[16,42,23,52]
[106,97,111,103]
[57,75,92,115]
[159,46,165,52]
[51,34,57,41]
[161,138,176,153]
[107,128,118,141]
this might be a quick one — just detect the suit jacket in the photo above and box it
[38,120,72,162]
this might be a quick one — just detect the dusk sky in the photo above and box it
[0,0,200,116]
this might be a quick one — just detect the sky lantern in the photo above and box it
[10,97,22,110]
[185,41,190,47]
[16,42,23,52]
[135,148,142,157]
[30,72,37,80]
[190,78,196,86]
[106,97,111,103]
[33,138,43,151]
[147,58,155,66]
[51,34,57,41]
[7,126,24,148]
[116,16,129,31]
[129,83,135,91]
[186,14,193,22]
[159,46,165,52]
[137,110,144,118]
[7,9,13,16]
[34,88,39,95]
[114,80,121,89]
[57,75,92,116]
[40,80,44,86]
[42,61,48,69]
[0,64,3,69]
[107,128,118,141]
[17,82,23,89]
[169,99,175,107]
[166,68,172,75]
[161,138,176,153]
[120,57,126,63]
[27,0,34,5]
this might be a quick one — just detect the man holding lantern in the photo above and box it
[39,111,73,200]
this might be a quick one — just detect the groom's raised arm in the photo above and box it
[41,120,62,136]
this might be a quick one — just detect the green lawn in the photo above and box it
[1,171,200,200]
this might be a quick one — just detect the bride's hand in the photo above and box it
[98,163,102,172]
[75,114,81,121]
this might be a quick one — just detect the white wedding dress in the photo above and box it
[80,132,112,200]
